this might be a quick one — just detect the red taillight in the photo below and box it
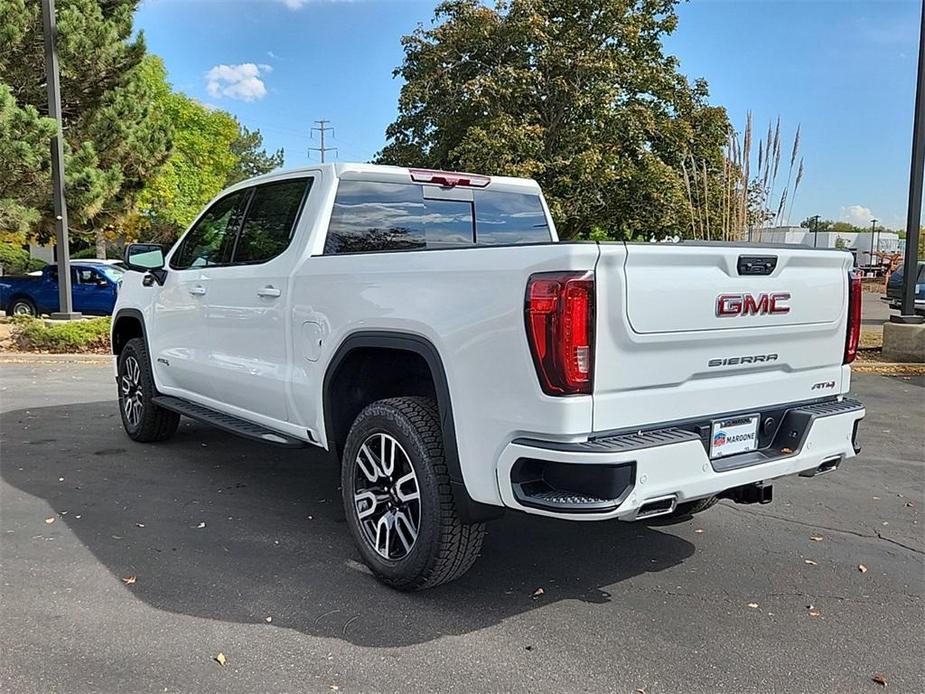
[844,270,862,364]
[525,272,594,395]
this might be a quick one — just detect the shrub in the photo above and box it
[10,316,111,353]
[0,242,32,275]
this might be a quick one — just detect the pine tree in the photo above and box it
[0,0,171,255]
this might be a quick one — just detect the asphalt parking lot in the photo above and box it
[1,363,922,693]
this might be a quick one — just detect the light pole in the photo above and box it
[893,0,924,324]
[41,0,80,320]
[811,214,821,248]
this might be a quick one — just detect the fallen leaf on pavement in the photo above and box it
[121,575,136,585]
[858,564,868,573]
[804,559,817,566]
[747,603,759,609]
[214,653,226,667]
[44,517,55,524]
[810,534,824,542]
[531,587,545,598]
[872,673,887,686]
[808,609,821,618]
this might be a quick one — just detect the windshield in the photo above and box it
[100,266,125,282]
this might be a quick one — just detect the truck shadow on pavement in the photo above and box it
[2,400,695,648]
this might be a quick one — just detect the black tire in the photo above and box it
[341,396,485,591]
[7,296,37,317]
[646,496,719,525]
[117,337,180,442]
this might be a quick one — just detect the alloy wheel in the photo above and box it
[120,355,144,428]
[352,433,421,560]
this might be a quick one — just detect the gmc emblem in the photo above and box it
[716,292,791,317]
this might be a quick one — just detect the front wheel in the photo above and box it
[341,396,485,590]
[117,337,179,442]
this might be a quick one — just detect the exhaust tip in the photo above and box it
[636,495,677,520]
[815,456,841,475]
[800,455,843,477]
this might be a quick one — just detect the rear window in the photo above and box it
[324,180,550,255]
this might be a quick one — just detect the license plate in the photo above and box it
[710,415,759,459]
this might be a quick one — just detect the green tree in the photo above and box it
[133,93,239,242]
[0,84,56,238]
[0,0,171,255]
[376,0,731,240]
[226,122,284,186]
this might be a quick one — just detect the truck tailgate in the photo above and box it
[592,243,854,433]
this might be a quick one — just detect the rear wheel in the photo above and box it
[117,337,179,442]
[341,396,485,590]
[8,297,36,317]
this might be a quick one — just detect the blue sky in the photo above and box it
[136,0,921,230]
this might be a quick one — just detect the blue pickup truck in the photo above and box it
[883,261,925,316]
[0,261,124,317]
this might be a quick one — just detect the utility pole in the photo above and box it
[811,214,821,248]
[893,0,925,324]
[309,120,337,163]
[42,0,80,319]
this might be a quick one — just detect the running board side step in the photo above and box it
[151,395,307,448]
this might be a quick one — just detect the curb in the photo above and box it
[0,352,112,364]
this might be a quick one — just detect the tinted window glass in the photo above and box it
[74,267,106,285]
[474,190,551,245]
[171,191,245,269]
[324,181,474,254]
[101,266,125,282]
[234,178,311,264]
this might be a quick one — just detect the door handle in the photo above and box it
[257,286,281,298]
[188,285,206,296]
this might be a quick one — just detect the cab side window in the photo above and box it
[171,191,246,270]
[74,268,107,285]
[233,178,311,264]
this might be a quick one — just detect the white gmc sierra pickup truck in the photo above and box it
[113,163,865,590]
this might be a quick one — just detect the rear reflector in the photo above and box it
[409,168,490,188]
[844,270,862,364]
[525,271,595,395]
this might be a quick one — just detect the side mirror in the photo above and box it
[124,243,165,272]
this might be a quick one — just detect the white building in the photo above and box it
[753,226,900,267]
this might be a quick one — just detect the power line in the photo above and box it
[309,119,337,163]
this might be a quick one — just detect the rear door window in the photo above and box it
[233,178,311,264]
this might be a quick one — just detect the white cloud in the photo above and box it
[840,204,875,227]
[205,63,269,102]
